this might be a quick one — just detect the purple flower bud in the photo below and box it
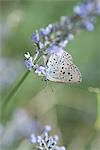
[73,3,86,17]
[68,33,74,41]
[39,42,44,49]
[29,134,36,144]
[85,2,94,12]
[96,2,100,15]
[46,44,63,55]
[40,27,50,37]
[35,66,46,76]
[84,21,94,32]
[44,125,52,132]
[56,146,66,150]
[40,24,55,37]
[32,30,39,44]
[47,24,56,33]
[59,39,68,48]
[36,136,42,143]
[40,28,48,36]
[24,53,33,71]
[60,16,70,26]
[53,135,59,141]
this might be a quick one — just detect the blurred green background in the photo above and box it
[0,0,100,150]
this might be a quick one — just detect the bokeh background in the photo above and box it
[0,0,100,150]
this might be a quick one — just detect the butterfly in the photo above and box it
[45,51,82,83]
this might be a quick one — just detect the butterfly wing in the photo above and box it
[46,52,82,83]
[62,51,73,62]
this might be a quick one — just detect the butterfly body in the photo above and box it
[45,51,82,83]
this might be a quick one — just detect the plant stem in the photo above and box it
[2,70,30,108]
[82,88,100,150]
[2,52,43,114]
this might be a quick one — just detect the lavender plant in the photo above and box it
[2,0,99,123]
[29,125,66,150]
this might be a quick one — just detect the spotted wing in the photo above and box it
[46,52,82,83]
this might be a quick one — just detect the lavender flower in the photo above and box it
[40,28,50,37]
[24,52,33,70]
[35,65,46,76]
[39,42,45,49]
[44,125,52,132]
[0,108,39,149]
[96,1,100,15]
[67,33,74,41]
[60,16,70,26]
[73,1,94,17]
[83,20,94,31]
[29,134,37,144]
[73,3,87,17]
[56,146,66,150]
[29,125,66,150]
[32,30,39,44]
[40,24,55,37]
[59,39,68,48]
[46,44,63,55]
[60,16,72,30]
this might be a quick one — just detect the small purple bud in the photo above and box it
[40,24,55,37]
[73,3,86,17]
[60,16,70,26]
[32,30,39,44]
[53,135,59,141]
[59,39,68,48]
[36,136,42,144]
[35,66,46,76]
[29,134,36,144]
[39,42,44,49]
[85,2,94,12]
[40,28,48,36]
[60,147,66,150]
[84,21,94,32]
[44,125,52,132]
[46,44,63,55]
[24,52,33,71]
[68,33,74,41]
[57,146,66,150]
[47,24,55,33]
[24,59,33,71]
[96,2,100,15]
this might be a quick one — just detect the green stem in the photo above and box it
[3,70,30,108]
[1,70,30,122]
[2,52,43,113]
[96,90,100,121]
[81,88,100,150]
